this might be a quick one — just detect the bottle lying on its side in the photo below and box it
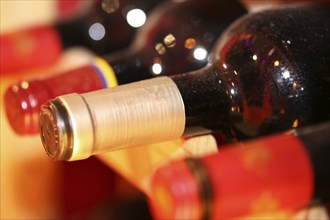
[5,0,247,135]
[39,3,330,161]
[149,121,330,220]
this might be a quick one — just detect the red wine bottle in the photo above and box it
[5,0,247,135]
[38,4,330,161]
[148,121,330,219]
[171,3,330,142]
[0,0,162,74]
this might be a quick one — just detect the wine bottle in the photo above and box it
[0,0,162,74]
[5,0,247,135]
[148,121,330,220]
[38,4,330,161]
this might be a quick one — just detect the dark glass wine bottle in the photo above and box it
[0,0,162,74]
[172,2,330,142]
[38,4,329,161]
[5,0,247,135]
[148,121,330,220]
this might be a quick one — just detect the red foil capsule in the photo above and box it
[1,25,62,73]
[150,134,314,219]
[4,58,117,134]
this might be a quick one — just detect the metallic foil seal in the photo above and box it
[39,77,185,161]
[39,99,74,160]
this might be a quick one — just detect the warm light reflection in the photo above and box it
[153,184,174,218]
[193,47,207,60]
[12,85,19,92]
[155,43,166,55]
[24,113,31,127]
[21,81,29,89]
[292,119,299,128]
[102,0,120,13]
[185,38,196,49]
[274,60,280,66]
[88,22,106,41]
[126,8,146,28]
[252,54,258,60]
[223,63,228,69]
[152,63,162,75]
[293,82,298,89]
[164,34,176,48]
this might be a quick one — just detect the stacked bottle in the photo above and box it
[4,0,247,135]
[38,3,330,161]
[148,121,330,219]
[0,0,162,74]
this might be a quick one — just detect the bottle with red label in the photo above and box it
[0,0,162,74]
[4,0,247,135]
[148,121,330,219]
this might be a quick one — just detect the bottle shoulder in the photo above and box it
[213,4,330,61]
[178,5,330,139]
[102,0,248,81]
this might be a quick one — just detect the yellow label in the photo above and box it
[94,57,118,87]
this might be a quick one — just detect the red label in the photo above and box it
[43,65,105,98]
[1,25,62,74]
[56,0,81,18]
[56,0,95,19]
[202,134,314,219]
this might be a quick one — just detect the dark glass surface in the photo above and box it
[56,0,163,54]
[105,0,247,84]
[173,5,330,141]
[298,122,330,203]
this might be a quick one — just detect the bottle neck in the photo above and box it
[103,48,153,85]
[55,14,91,49]
[55,9,134,54]
[55,0,167,54]
[171,65,232,138]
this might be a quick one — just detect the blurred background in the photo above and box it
[1,0,329,219]
[1,1,153,219]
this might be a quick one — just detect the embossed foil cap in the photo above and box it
[39,76,185,161]
[39,96,95,161]
[39,100,72,161]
